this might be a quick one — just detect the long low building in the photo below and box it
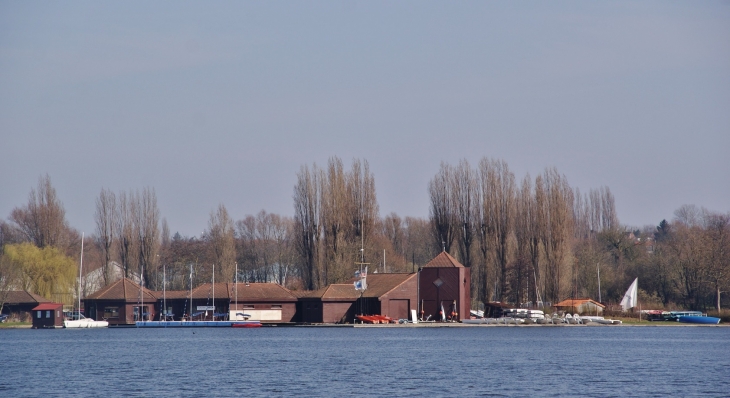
[82,252,472,325]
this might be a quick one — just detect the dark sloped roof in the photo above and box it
[295,287,329,299]
[228,283,297,301]
[301,273,416,300]
[322,284,361,300]
[357,273,415,298]
[85,278,157,301]
[4,291,51,305]
[422,251,464,268]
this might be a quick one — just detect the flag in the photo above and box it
[620,278,638,311]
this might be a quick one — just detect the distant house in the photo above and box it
[418,251,471,322]
[555,298,605,315]
[31,302,64,329]
[1,291,52,321]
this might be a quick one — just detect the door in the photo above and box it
[390,299,409,320]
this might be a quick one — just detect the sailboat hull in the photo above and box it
[64,319,109,328]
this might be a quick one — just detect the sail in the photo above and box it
[620,278,638,311]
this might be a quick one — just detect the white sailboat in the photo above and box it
[64,233,109,328]
[620,278,638,312]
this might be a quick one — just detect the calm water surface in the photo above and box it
[1,325,728,397]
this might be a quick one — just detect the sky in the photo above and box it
[1,1,728,237]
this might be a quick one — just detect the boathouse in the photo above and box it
[418,251,470,322]
[1,290,52,322]
[298,273,417,323]
[227,282,298,323]
[31,302,64,329]
[83,278,158,325]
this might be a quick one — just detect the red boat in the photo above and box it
[231,321,262,328]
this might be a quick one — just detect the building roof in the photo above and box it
[32,303,63,311]
[228,282,297,302]
[555,298,605,309]
[84,278,157,302]
[302,273,416,300]
[422,251,465,268]
[3,291,51,305]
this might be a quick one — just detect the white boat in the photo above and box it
[64,313,109,328]
[64,233,108,329]
[594,318,622,325]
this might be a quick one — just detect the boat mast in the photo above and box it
[190,263,193,320]
[597,263,602,303]
[212,263,215,320]
[235,263,238,313]
[163,262,166,320]
[79,232,84,318]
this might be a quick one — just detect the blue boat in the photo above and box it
[677,315,720,325]
[136,320,261,328]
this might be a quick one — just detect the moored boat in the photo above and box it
[677,315,720,325]
[231,321,262,328]
[64,312,109,328]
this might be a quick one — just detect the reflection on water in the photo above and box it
[1,326,728,397]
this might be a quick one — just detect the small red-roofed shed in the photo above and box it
[31,303,64,329]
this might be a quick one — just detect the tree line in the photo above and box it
[1,162,728,313]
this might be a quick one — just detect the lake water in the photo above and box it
[1,325,728,397]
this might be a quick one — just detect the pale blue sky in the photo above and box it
[1,1,728,237]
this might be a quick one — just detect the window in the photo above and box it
[37,311,42,318]
[243,305,255,309]
[271,305,282,309]
[46,311,51,318]
[104,307,120,318]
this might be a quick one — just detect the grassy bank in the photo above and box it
[0,322,32,329]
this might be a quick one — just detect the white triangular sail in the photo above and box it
[620,278,638,311]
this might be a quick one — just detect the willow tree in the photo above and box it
[4,243,77,303]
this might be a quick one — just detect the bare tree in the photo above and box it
[320,157,347,285]
[293,164,323,290]
[94,188,117,286]
[703,212,730,311]
[133,188,160,289]
[116,191,138,279]
[9,174,70,249]
[207,204,236,283]
[429,162,456,254]
[454,159,477,268]
[538,168,574,303]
